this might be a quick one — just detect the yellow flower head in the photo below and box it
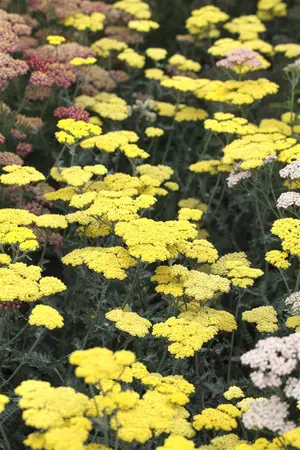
[224,386,245,400]
[29,305,64,330]
[242,306,278,332]
[69,347,135,384]
[46,35,65,45]
[118,48,145,69]
[1,165,45,186]
[106,309,152,337]
[62,247,137,280]
[0,394,9,413]
[70,57,97,66]
[265,250,290,269]
[145,127,164,138]
[128,19,159,32]
[145,47,167,61]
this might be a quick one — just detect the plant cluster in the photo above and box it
[0,0,299,449]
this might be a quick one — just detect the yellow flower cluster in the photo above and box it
[224,386,245,400]
[29,305,64,330]
[50,165,107,187]
[242,306,278,332]
[152,264,229,300]
[55,119,101,144]
[105,309,152,337]
[274,43,300,58]
[211,252,263,288]
[145,127,164,137]
[224,15,266,41]
[62,247,137,280]
[178,208,203,222]
[76,93,129,121]
[118,48,145,68]
[145,47,167,61]
[161,76,200,92]
[114,0,151,19]
[271,218,300,257]
[265,250,290,269]
[185,6,229,37]
[69,347,136,383]
[115,218,197,263]
[111,389,194,442]
[81,130,138,152]
[70,57,96,66]
[156,435,197,450]
[0,165,45,186]
[168,54,201,73]
[63,12,105,31]
[0,394,9,414]
[204,112,257,135]
[195,78,279,105]
[0,263,66,303]
[257,0,287,21]
[153,307,236,358]
[236,427,300,449]
[71,194,156,226]
[193,404,241,431]
[91,37,128,58]
[46,35,65,45]
[286,315,300,331]
[175,105,208,122]
[209,37,274,57]
[16,379,91,449]
[128,19,159,32]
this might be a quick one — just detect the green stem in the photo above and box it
[0,329,46,388]
[294,259,300,291]
[0,423,11,450]
[0,322,29,351]
[227,292,243,383]
[81,281,110,349]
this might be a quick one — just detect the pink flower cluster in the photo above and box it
[0,133,5,145]
[16,114,44,134]
[0,9,32,54]
[25,85,52,101]
[285,291,300,315]
[53,106,90,121]
[280,159,300,179]
[277,191,300,209]
[0,152,23,166]
[241,333,300,388]
[0,52,28,90]
[16,142,33,158]
[24,43,96,64]
[227,169,252,188]
[29,62,76,89]
[284,377,300,401]
[242,396,295,434]
[217,48,263,70]
[28,0,108,20]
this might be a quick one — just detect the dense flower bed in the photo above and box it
[0,0,299,449]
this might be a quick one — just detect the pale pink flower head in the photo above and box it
[29,70,53,87]
[53,106,90,121]
[0,152,23,166]
[242,396,295,434]
[227,170,252,188]
[277,191,300,209]
[16,143,33,158]
[280,159,300,180]
[0,52,29,90]
[217,48,263,72]
[285,291,300,315]
[241,333,300,389]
